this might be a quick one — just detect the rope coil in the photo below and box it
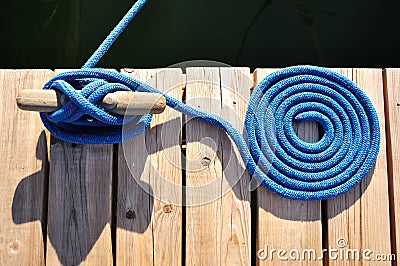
[40,0,380,200]
[244,66,380,200]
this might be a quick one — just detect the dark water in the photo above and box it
[1,0,399,69]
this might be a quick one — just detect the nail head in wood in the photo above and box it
[126,210,136,220]
[163,205,173,213]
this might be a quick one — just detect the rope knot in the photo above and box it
[40,69,154,144]
[46,78,129,125]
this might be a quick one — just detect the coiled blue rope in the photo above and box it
[40,0,380,200]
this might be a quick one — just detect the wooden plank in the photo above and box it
[383,69,399,259]
[46,71,113,266]
[326,69,391,265]
[253,69,322,266]
[116,69,183,265]
[150,69,183,266]
[185,67,252,265]
[220,67,252,265]
[185,67,223,265]
[0,70,52,266]
[116,69,157,266]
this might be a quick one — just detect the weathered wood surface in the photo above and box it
[326,69,391,265]
[116,69,157,265]
[185,67,224,265]
[254,69,322,266]
[0,70,51,266]
[0,67,397,265]
[185,67,252,265]
[384,69,400,260]
[46,143,113,266]
[220,68,252,265]
[116,69,184,265]
[45,71,113,266]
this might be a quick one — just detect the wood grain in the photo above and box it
[383,69,399,259]
[326,69,391,265]
[116,69,183,265]
[253,69,322,266]
[185,67,223,265]
[185,67,252,265]
[0,70,51,266]
[116,69,157,266]
[220,68,252,265]
[150,69,183,266]
[46,70,113,266]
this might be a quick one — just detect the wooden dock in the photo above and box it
[0,68,397,265]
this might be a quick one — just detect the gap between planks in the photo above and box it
[383,68,400,262]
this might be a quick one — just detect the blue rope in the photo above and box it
[40,0,380,200]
